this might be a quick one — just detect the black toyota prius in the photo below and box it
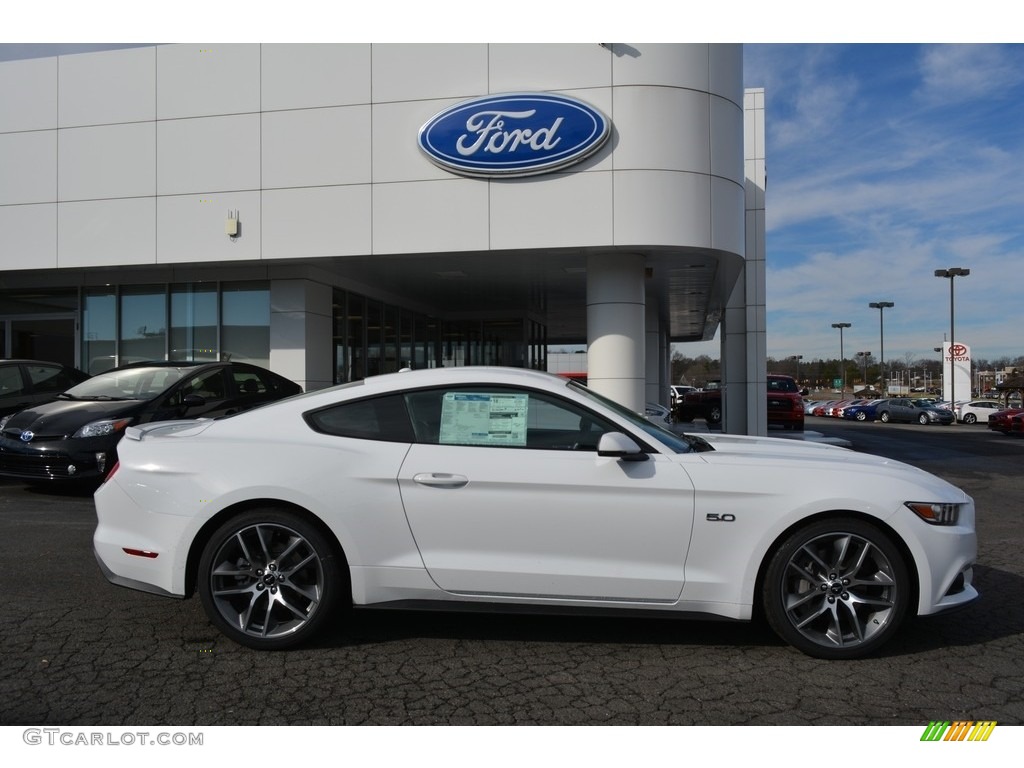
[0,361,301,484]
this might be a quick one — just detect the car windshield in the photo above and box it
[63,366,197,401]
[567,380,712,454]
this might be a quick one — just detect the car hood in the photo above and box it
[1,399,143,438]
[693,431,959,489]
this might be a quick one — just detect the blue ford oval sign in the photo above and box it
[418,93,610,178]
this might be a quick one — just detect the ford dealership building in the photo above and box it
[0,43,768,433]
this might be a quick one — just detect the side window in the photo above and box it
[233,370,266,396]
[25,364,76,394]
[404,387,615,451]
[185,369,227,401]
[305,394,414,442]
[0,365,25,397]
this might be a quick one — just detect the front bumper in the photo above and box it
[0,437,115,481]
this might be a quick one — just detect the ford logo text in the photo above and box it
[418,93,610,178]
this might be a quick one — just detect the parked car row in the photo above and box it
[805,397,952,424]
[804,394,1023,430]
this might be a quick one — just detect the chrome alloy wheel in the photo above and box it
[764,519,909,658]
[199,510,342,649]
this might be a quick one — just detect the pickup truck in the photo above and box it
[674,374,805,431]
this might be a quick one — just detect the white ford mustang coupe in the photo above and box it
[93,367,978,659]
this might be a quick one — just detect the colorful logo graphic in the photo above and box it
[920,721,997,741]
[418,93,610,178]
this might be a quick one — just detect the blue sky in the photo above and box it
[742,43,1024,366]
[4,10,1020,365]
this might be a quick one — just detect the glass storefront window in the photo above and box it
[221,282,270,368]
[120,285,167,365]
[171,284,219,361]
[83,289,117,374]
[346,294,365,383]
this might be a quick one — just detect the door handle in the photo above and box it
[412,472,469,489]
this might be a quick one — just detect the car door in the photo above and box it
[397,386,694,602]
[889,398,913,421]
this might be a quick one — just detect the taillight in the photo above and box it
[101,461,120,484]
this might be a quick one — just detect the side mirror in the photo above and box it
[597,432,649,462]
[182,393,206,408]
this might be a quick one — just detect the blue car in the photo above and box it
[842,399,890,422]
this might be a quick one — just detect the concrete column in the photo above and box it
[587,252,646,412]
[645,292,663,406]
[269,279,333,392]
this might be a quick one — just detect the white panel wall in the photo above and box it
[0,205,56,269]
[0,43,746,274]
[0,57,56,132]
[612,43,711,90]
[58,123,156,201]
[491,173,613,250]
[613,171,712,247]
[156,44,260,119]
[157,114,261,195]
[263,186,372,260]
[371,44,488,102]
[612,87,710,174]
[373,99,457,183]
[261,44,371,111]
[57,198,156,268]
[262,106,371,188]
[157,191,261,263]
[58,47,156,127]
[489,44,610,91]
[373,179,489,254]
[0,131,56,205]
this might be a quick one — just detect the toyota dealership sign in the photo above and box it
[418,93,610,178]
[940,341,972,403]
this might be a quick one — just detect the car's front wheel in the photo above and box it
[879,411,891,423]
[855,411,867,421]
[198,508,345,650]
[962,413,977,424]
[708,405,722,424]
[762,518,910,659]
[918,413,930,425]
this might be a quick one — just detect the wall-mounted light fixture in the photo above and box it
[226,210,240,238]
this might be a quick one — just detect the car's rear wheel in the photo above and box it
[198,509,344,650]
[762,518,910,659]
[962,413,977,424]
[708,405,722,424]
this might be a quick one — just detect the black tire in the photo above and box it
[708,405,722,424]
[198,508,345,650]
[879,411,891,423]
[855,411,867,421]
[762,517,910,659]
[918,413,929,425]
[962,413,977,424]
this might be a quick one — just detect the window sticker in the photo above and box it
[439,392,528,446]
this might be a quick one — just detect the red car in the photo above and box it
[987,407,1024,435]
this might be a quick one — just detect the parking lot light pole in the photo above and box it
[789,354,803,385]
[934,268,970,411]
[869,301,894,395]
[831,322,851,397]
[857,351,871,390]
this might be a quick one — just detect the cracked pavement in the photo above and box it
[1,421,1021,726]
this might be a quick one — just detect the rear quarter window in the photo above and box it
[305,394,414,442]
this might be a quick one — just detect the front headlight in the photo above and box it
[905,501,962,526]
[72,418,133,439]
[0,415,10,430]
